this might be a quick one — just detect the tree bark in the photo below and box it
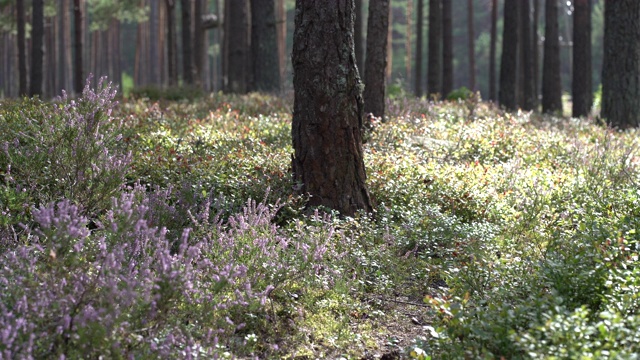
[489,0,497,101]
[520,0,535,110]
[572,0,592,118]
[181,0,194,85]
[194,0,205,87]
[405,0,412,86]
[441,0,452,96]
[466,0,475,92]
[58,0,73,93]
[415,0,424,96]
[276,0,286,90]
[166,0,178,86]
[499,0,518,110]
[542,0,562,114]
[30,0,45,97]
[73,0,84,94]
[427,0,441,98]
[226,0,250,93]
[292,0,373,216]
[363,0,390,119]
[17,0,27,96]
[354,0,364,73]
[601,0,640,129]
[250,0,281,93]
[533,0,540,104]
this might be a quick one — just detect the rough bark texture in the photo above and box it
[542,0,562,114]
[363,0,390,119]
[226,0,250,93]
[415,0,424,96]
[30,0,44,97]
[441,0,452,97]
[489,0,497,101]
[427,0,441,98]
[601,0,640,129]
[251,0,281,93]
[354,0,364,73]
[291,0,373,216]
[572,0,592,118]
[466,0,475,92]
[520,0,535,110]
[181,0,194,85]
[73,0,83,94]
[499,0,518,110]
[17,0,27,96]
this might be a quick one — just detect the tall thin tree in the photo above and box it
[363,0,391,119]
[226,0,250,93]
[415,0,424,96]
[17,0,27,96]
[166,0,178,86]
[520,0,535,110]
[355,0,364,72]
[489,0,497,101]
[499,0,518,110]
[181,0,194,85]
[73,0,83,94]
[572,0,592,118]
[467,0,476,91]
[542,0,562,114]
[30,0,44,97]
[427,0,442,98]
[291,0,373,216]
[441,0,453,97]
[251,0,281,93]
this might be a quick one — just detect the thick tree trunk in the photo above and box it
[542,0,562,114]
[354,0,364,73]
[466,0,475,92]
[499,0,518,110]
[415,0,424,97]
[250,0,281,93]
[520,0,535,110]
[601,0,640,129]
[17,0,27,96]
[363,0,390,119]
[441,0,452,97]
[572,0,592,118]
[292,0,373,216]
[181,0,194,85]
[73,0,83,94]
[30,0,45,97]
[489,0,497,101]
[427,0,441,98]
[226,0,250,93]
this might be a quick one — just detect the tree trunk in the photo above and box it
[166,0,178,86]
[292,0,373,216]
[109,19,121,89]
[499,0,518,110]
[181,0,194,85]
[17,0,27,96]
[149,0,161,85]
[250,0,281,93]
[520,0,535,110]
[363,0,390,119]
[30,0,45,97]
[385,5,392,84]
[572,0,592,118]
[276,0,286,90]
[73,0,83,94]
[489,0,497,101]
[441,0,452,97]
[45,15,57,97]
[533,0,540,104]
[601,0,640,129]
[226,0,250,93]
[542,0,562,114]
[415,0,424,96]
[58,0,73,93]
[466,0,475,92]
[354,0,364,73]
[194,0,204,87]
[427,0,441,98]
[405,0,412,86]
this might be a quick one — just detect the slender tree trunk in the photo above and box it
[276,0,286,91]
[292,0,373,216]
[30,0,44,97]
[58,0,73,93]
[385,5,393,84]
[406,0,412,86]
[499,0,518,110]
[489,0,497,101]
[110,19,121,89]
[363,0,390,119]
[572,0,592,118]
[166,0,177,86]
[427,0,442,98]
[149,0,160,85]
[250,0,281,93]
[542,0,562,114]
[601,0,640,128]
[181,0,194,85]
[441,0,452,96]
[226,0,250,93]
[17,0,27,96]
[533,0,540,107]
[45,15,57,97]
[520,0,535,110]
[73,0,83,93]
[354,0,364,73]
[467,0,476,92]
[194,0,204,87]
[415,0,424,96]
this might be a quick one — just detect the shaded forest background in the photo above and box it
[0,0,604,101]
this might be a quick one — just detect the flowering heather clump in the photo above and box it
[0,184,340,358]
[0,76,131,237]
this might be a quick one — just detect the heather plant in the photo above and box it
[0,76,131,237]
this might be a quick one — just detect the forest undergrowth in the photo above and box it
[1,81,640,359]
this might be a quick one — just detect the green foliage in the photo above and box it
[446,86,473,101]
